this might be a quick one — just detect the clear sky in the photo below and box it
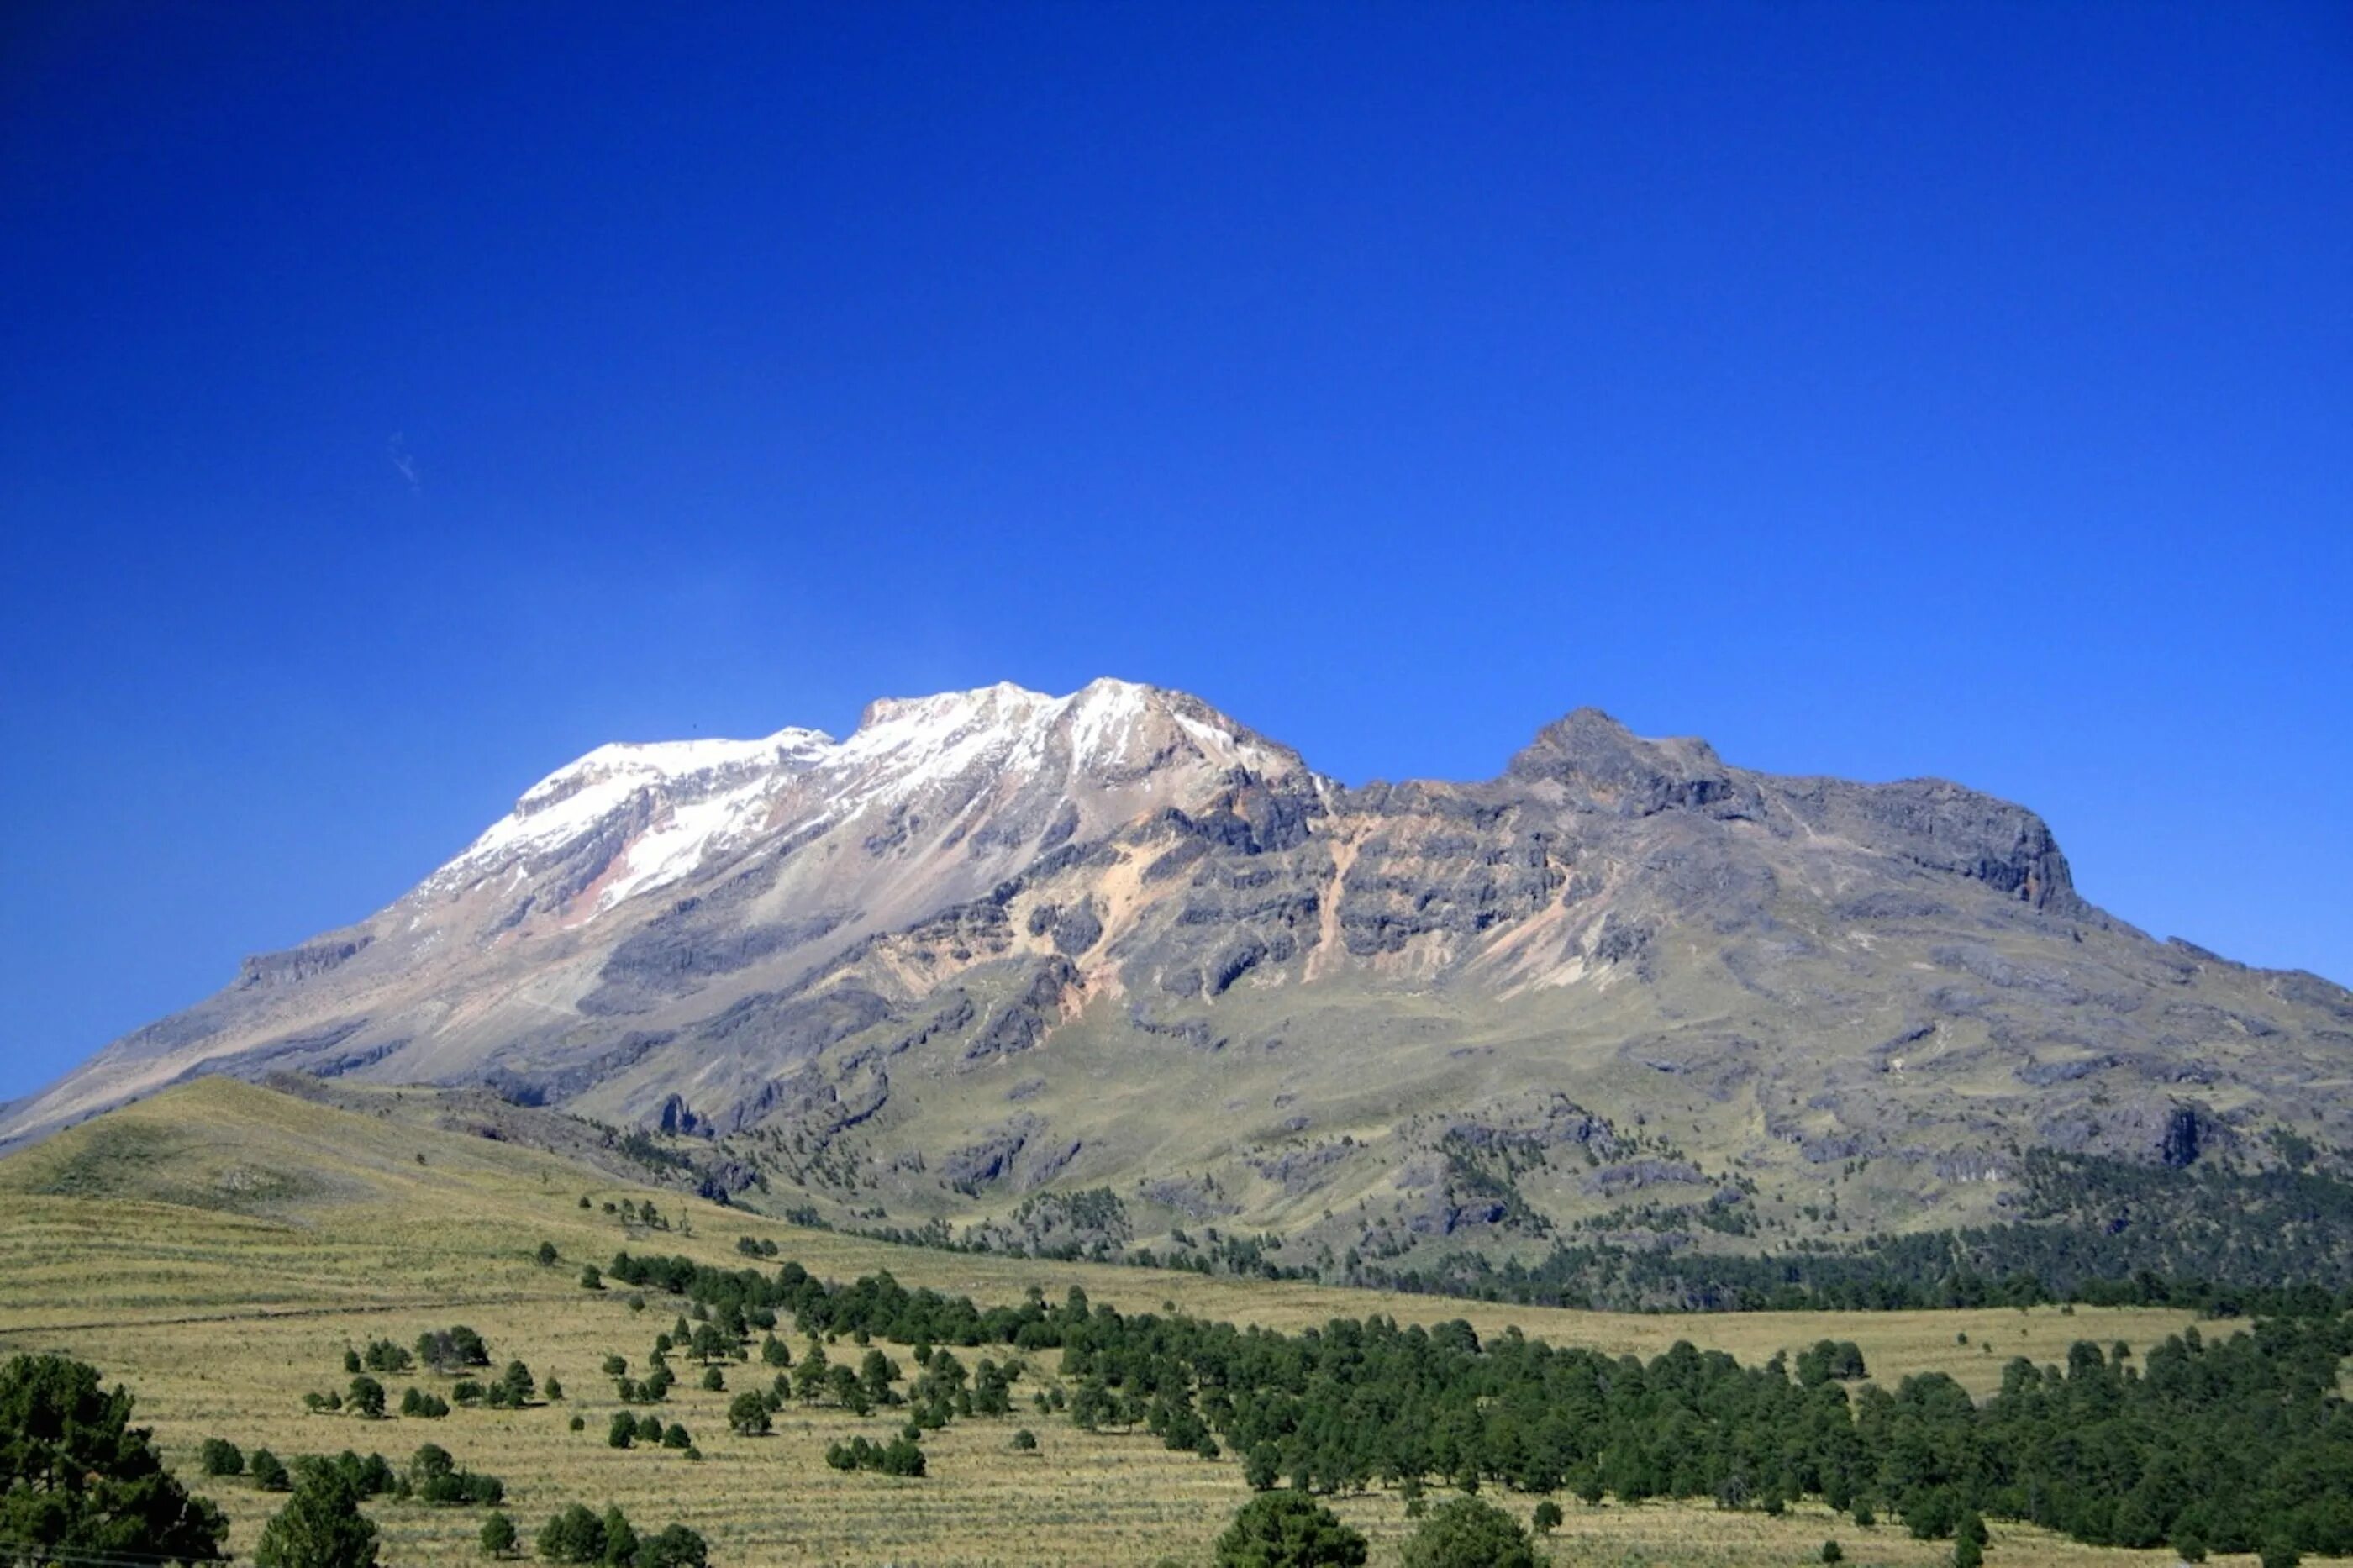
[3,2,2348,1102]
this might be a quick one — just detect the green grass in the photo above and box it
[0,1078,2317,1566]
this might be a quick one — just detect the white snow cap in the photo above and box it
[430,679,1295,911]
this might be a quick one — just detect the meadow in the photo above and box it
[0,1080,2315,1566]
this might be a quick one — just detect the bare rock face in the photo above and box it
[8,679,2349,1260]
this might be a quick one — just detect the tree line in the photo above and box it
[604,1247,2353,1562]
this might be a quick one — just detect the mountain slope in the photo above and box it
[10,680,2350,1276]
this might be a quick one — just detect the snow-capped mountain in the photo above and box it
[8,680,2350,1262]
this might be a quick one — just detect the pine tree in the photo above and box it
[636,1524,708,1568]
[1399,1497,1539,1568]
[1212,1492,1370,1568]
[254,1459,379,1568]
[0,1354,229,1565]
[535,1503,604,1565]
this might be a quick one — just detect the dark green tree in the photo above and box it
[0,1354,228,1567]
[197,1439,243,1478]
[250,1450,291,1492]
[536,1503,604,1564]
[1399,1497,1540,1568]
[346,1376,387,1419]
[1531,1499,1563,1535]
[481,1511,518,1558]
[253,1458,379,1568]
[598,1506,637,1568]
[1212,1492,1370,1568]
[635,1523,708,1568]
[728,1392,771,1436]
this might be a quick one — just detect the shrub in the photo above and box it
[408,1443,504,1506]
[481,1511,518,1558]
[536,1241,560,1267]
[822,1434,926,1477]
[1822,1544,1845,1565]
[608,1413,636,1449]
[250,1449,292,1492]
[728,1391,771,1435]
[361,1339,413,1375]
[1012,1428,1038,1451]
[1212,1491,1370,1568]
[200,1437,245,1476]
[1399,1497,1539,1568]
[1532,1500,1562,1535]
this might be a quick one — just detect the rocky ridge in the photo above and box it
[8,679,2349,1271]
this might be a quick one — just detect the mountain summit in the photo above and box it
[9,681,2348,1275]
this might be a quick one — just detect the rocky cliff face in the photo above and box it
[10,679,2349,1262]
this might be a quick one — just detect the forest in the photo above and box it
[603,1249,2353,1563]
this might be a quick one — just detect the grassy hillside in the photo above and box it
[0,1079,2305,1567]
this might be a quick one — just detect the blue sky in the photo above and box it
[3,2,2348,1102]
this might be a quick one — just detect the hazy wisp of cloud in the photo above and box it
[388,433,419,492]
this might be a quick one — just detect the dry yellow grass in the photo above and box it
[0,1080,2319,1566]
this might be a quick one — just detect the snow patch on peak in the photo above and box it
[426,679,1307,915]
[519,729,832,811]
[433,726,831,892]
[1063,677,1160,766]
[853,682,1056,735]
